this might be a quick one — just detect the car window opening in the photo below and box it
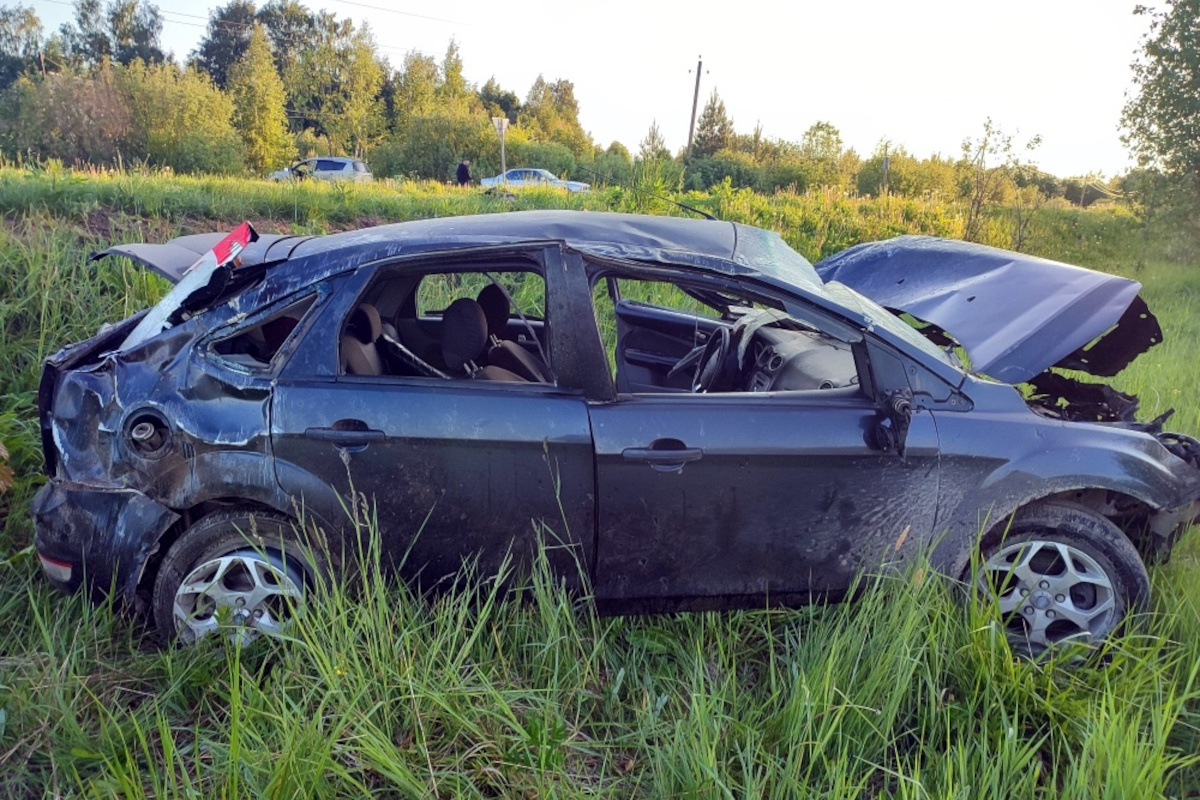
[210,295,316,367]
[593,275,861,396]
[341,268,551,385]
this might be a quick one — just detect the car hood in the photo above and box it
[814,235,1162,384]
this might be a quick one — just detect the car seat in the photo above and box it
[341,303,384,375]
[475,284,550,382]
[441,298,525,381]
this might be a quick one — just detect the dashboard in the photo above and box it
[744,325,859,393]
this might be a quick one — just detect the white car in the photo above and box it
[269,157,372,183]
[480,168,589,192]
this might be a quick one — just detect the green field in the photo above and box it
[2,167,1199,797]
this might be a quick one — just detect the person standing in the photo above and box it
[456,159,471,186]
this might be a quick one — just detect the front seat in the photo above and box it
[441,298,525,382]
[475,284,550,382]
[341,303,384,375]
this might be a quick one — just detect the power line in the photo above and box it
[327,0,469,28]
[26,0,445,60]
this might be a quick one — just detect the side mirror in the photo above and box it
[872,389,915,458]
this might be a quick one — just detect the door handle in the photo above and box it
[304,425,385,447]
[622,441,703,472]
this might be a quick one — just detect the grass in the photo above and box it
[1,165,1199,796]
[6,529,1200,798]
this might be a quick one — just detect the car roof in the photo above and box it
[277,210,824,290]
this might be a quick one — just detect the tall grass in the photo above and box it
[2,166,1199,796]
[4,525,1200,797]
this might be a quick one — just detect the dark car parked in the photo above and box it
[32,212,1200,650]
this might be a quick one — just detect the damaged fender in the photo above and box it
[32,480,179,602]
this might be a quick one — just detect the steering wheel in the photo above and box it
[692,326,732,393]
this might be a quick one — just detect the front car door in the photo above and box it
[270,245,597,589]
[585,267,941,612]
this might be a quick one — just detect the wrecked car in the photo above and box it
[31,212,1200,652]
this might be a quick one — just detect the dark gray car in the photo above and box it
[31,212,1200,650]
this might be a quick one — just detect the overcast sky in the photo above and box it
[35,0,1154,177]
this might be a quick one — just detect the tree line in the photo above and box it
[0,0,1189,238]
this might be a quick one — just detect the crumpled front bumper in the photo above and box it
[32,479,179,602]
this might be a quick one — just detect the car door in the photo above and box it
[586,279,940,610]
[270,246,596,589]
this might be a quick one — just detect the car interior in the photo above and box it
[340,268,552,384]
[209,295,317,367]
[592,275,863,396]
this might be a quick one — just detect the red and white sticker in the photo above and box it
[182,221,259,277]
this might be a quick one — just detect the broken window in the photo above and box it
[209,295,316,368]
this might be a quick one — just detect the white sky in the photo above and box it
[33,0,1153,177]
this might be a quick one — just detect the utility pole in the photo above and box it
[881,143,890,196]
[686,56,704,156]
[492,117,509,179]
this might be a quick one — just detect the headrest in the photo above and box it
[441,298,488,372]
[476,283,511,338]
[346,303,382,343]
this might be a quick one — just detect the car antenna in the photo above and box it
[573,164,718,222]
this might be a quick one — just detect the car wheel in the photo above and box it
[975,501,1150,655]
[152,510,315,646]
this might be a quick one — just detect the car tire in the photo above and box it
[152,510,317,646]
[974,501,1150,655]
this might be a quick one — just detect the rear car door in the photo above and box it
[270,246,596,588]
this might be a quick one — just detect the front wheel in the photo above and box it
[974,501,1150,655]
[152,510,317,646]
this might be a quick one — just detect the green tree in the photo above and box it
[1122,0,1200,174]
[257,0,315,80]
[438,38,468,101]
[371,104,494,180]
[58,0,163,67]
[391,51,440,129]
[228,24,292,173]
[0,5,42,90]
[639,120,670,161]
[958,119,1042,247]
[858,145,956,198]
[107,0,163,65]
[0,65,132,163]
[116,59,244,172]
[690,89,733,159]
[192,0,258,89]
[286,12,385,155]
[57,0,109,68]
[796,121,847,188]
[520,75,592,158]
[591,141,633,185]
[479,76,519,123]
[799,121,842,161]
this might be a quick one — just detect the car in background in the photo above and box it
[480,168,589,192]
[269,157,372,183]
[33,212,1200,653]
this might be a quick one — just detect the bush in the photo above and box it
[0,68,132,166]
[116,60,245,175]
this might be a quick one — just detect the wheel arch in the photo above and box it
[134,495,340,608]
[931,468,1184,582]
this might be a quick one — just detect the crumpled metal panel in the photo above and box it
[90,233,295,284]
[32,479,179,601]
[814,235,1161,383]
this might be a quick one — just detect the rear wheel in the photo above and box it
[975,502,1150,655]
[152,510,316,646]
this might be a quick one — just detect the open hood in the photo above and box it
[814,235,1162,384]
